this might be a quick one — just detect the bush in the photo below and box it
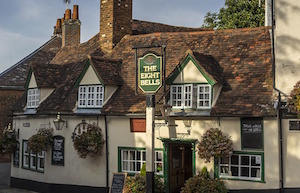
[197,128,233,162]
[73,123,105,158]
[288,81,300,118]
[28,128,53,152]
[125,174,165,193]
[181,172,228,193]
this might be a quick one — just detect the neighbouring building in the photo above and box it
[4,0,299,193]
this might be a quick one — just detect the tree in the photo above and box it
[202,0,265,29]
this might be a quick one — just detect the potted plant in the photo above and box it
[28,127,53,152]
[73,123,105,158]
[197,128,233,163]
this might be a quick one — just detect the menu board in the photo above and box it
[52,136,64,166]
[241,118,263,149]
[13,142,20,167]
[110,173,127,193]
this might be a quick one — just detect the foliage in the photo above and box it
[181,171,228,193]
[73,123,105,158]
[202,0,265,29]
[0,132,18,154]
[125,173,165,193]
[288,81,300,118]
[28,128,53,152]
[197,128,233,163]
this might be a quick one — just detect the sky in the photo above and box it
[0,0,225,74]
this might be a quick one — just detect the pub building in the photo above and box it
[4,0,299,192]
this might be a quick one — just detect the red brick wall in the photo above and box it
[0,89,24,163]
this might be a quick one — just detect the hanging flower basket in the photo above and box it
[0,132,18,154]
[288,81,300,118]
[197,128,233,163]
[28,128,53,152]
[73,123,105,159]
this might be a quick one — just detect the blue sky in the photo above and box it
[0,0,224,73]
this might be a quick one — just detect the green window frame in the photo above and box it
[215,151,264,183]
[118,147,163,176]
[22,140,45,172]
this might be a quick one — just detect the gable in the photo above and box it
[173,60,208,84]
[80,65,101,85]
[28,72,37,88]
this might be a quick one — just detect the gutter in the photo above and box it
[270,0,284,192]
[104,115,109,189]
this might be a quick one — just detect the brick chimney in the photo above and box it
[53,18,62,37]
[62,5,81,47]
[100,0,132,53]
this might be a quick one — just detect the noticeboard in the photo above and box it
[241,118,263,150]
[110,173,127,193]
[138,53,162,94]
[52,136,64,166]
[13,142,20,167]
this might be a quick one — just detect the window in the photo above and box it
[289,121,300,131]
[22,141,45,172]
[119,148,163,175]
[78,85,104,108]
[218,152,263,182]
[197,85,211,109]
[27,88,40,108]
[170,84,193,109]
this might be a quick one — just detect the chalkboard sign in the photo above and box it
[289,121,300,130]
[52,136,64,166]
[241,118,263,149]
[13,142,20,167]
[110,173,127,193]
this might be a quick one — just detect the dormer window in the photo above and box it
[197,84,211,109]
[78,85,104,108]
[170,84,212,109]
[27,88,40,108]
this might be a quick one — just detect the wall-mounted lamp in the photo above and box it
[183,120,192,128]
[4,123,16,139]
[53,112,66,130]
[160,104,172,123]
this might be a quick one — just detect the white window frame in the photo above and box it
[78,85,104,108]
[170,84,193,109]
[27,88,40,108]
[219,153,262,181]
[197,84,211,109]
[22,141,45,172]
[120,148,164,175]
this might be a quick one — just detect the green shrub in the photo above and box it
[125,173,165,193]
[181,172,228,193]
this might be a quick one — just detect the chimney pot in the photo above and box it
[72,5,79,20]
[65,9,71,20]
[56,19,62,29]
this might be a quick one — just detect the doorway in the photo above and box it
[168,143,193,193]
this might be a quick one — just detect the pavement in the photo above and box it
[0,185,36,193]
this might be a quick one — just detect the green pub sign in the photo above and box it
[138,53,162,93]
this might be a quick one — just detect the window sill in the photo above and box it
[21,166,44,173]
[74,108,101,115]
[170,109,211,116]
[220,177,265,183]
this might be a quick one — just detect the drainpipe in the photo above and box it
[270,0,284,192]
[104,115,109,189]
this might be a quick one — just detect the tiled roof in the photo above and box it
[13,26,275,117]
[0,36,61,89]
[103,27,275,116]
[132,20,211,35]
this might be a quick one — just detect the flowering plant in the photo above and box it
[197,128,233,163]
[73,123,104,158]
[28,128,53,152]
[288,81,300,118]
[0,132,18,154]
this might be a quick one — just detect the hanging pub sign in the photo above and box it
[52,135,65,166]
[138,53,162,94]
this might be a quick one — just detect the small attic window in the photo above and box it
[27,88,40,108]
[78,85,104,108]
[170,84,212,109]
